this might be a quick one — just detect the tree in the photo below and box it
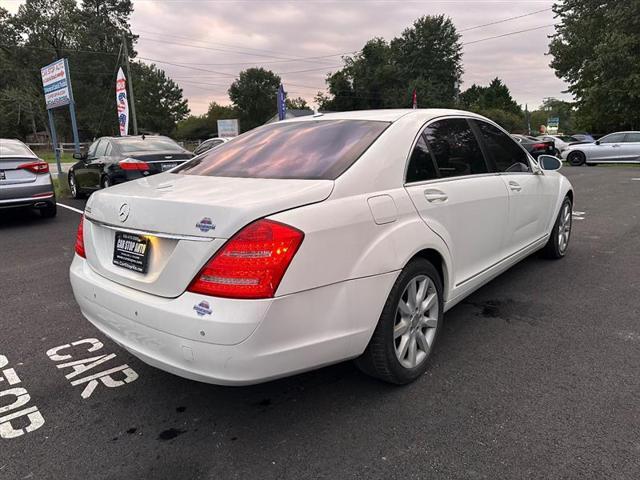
[458,78,524,131]
[285,96,311,110]
[549,0,640,132]
[130,62,189,135]
[319,16,463,111]
[529,98,576,134]
[228,68,281,131]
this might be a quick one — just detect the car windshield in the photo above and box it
[0,141,34,157]
[174,120,390,180]
[114,137,184,153]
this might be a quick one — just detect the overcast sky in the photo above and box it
[2,0,571,115]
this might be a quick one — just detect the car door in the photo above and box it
[472,120,556,256]
[594,133,626,161]
[620,133,640,162]
[75,139,101,188]
[85,139,109,189]
[404,117,509,288]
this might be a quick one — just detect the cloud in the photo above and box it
[1,0,571,115]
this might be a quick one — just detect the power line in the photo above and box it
[460,7,552,32]
[462,24,555,46]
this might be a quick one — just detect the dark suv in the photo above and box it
[68,135,193,198]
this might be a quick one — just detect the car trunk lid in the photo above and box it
[126,150,193,175]
[82,172,334,297]
[0,157,39,184]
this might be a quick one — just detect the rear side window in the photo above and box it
[600,133,625,144]
[174,120,389,180]
[624,133,640,143]
[406,136,438,183]
[0,141,33,157]
[423,119,488,178]
[473,120,530,173]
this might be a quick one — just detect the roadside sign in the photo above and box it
[41,59,73,110]
[217,119,240,137]
[547,117,560,134]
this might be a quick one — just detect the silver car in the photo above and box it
[0,139,57,217]
[562,131,640,166]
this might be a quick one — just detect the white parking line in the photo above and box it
[57,203,84,214]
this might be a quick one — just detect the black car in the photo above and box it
[68,135,193,198]
[511,134,556,159]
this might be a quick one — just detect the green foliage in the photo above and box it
[458,78,524,132]
[228,68,281,131]
[285,96,311,110]
[175,101,237,140]
[131,62,189,135]
[0,0,188,140]
[529,98,576,134]
[318,16,462,111]
[549,0,640,132]
[459,78,522,116]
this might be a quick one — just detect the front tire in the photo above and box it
[68,173,83,199]
[101,176,111,189]
[568,151,586,166]
[542,196,572,259]
[356,258,443,384]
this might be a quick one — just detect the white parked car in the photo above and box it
[70,109,573,385]
[538,134,580,155]
[562,131,640,166]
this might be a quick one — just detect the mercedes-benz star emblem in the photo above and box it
[118,203,130,222]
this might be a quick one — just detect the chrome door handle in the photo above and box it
[508,181,522,192]
[424,189,448,203]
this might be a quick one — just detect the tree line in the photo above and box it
[1,0,637,142]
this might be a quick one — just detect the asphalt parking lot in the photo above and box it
[1,166,639,480]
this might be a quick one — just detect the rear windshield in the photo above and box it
[0,141,34,158]
[173,120,389,180]
[114,137,184,153]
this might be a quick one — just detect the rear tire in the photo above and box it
[355,258,443,385]
[542,196,572,259]
[39,202,57,218]
[68,173,83,199]
[568,151,586,166]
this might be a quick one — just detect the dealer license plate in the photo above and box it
[113,232,150,273]
[161,162,178,171]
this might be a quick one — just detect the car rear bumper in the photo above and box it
[0,174,55,208]
[70,256,397,385]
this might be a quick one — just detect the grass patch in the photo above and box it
[52,176,70,199]
[35,151,75,164]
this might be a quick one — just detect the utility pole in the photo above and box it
[121,33,138,135]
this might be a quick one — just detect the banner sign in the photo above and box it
[41,59,72,110]
[217,119,239,137]
[277,84,287,121]
[116,68,129,136]
[547,117,560,134]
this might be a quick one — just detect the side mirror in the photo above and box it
[538,155,562,171]
[595,140,600,145]
[73,152,88,161]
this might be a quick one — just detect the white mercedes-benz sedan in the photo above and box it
[70,109,573,385]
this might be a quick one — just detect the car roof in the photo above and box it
[281,108,487,124]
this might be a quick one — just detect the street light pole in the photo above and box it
[121,33,138,135]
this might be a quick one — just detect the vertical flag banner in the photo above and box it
[116,68,129,136]
[412,89,418,109]
[277,84,287,121]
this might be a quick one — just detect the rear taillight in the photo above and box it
[188,219,304,299]
[75,215,86,258]
[118,159,149,171]
[532,143,551,151]
[18,161,49,174]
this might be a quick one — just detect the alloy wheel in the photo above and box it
[394,275,439,369]
[558,202,572,254]
[69,175,77,197]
